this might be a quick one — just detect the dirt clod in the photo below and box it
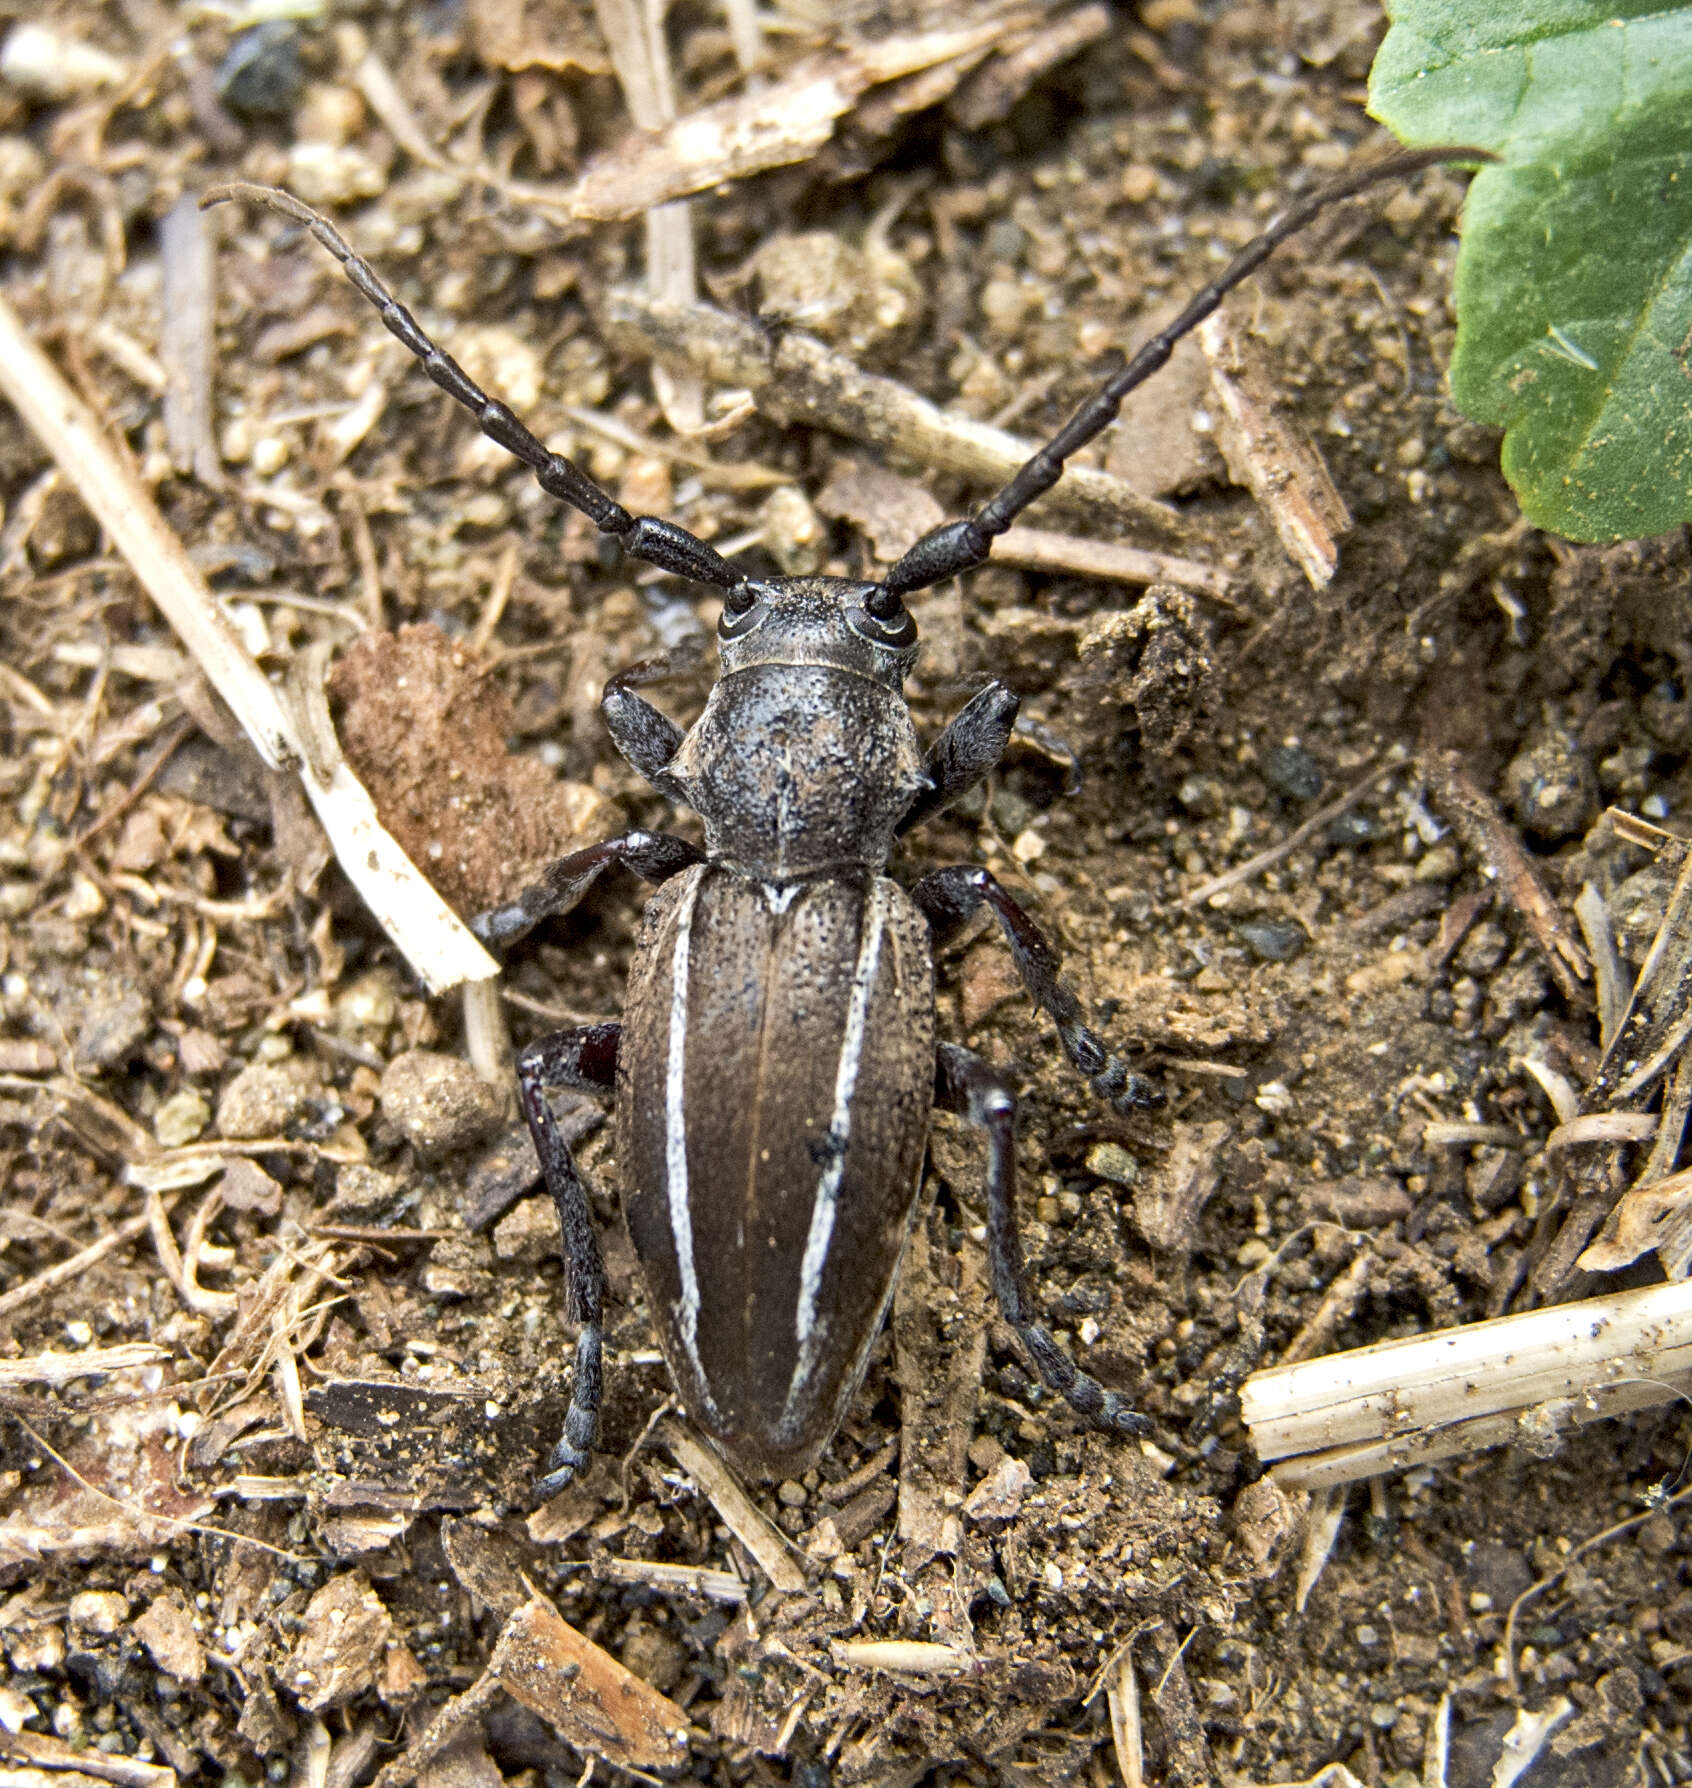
[380,1048,505,1156]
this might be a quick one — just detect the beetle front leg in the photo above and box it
[912,865,1159,1113]
[473,830,703,951]
[518,1022,619,1500]
[935,1042,1148,1437]
[896,680,1019,836]
[602,660,687,796]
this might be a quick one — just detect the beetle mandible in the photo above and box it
[206,144,1485,1496]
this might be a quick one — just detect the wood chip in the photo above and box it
[560,18,1028,222]
[372,1591,690,1785]
[491,1592,691,1771]
[1199,308,1349,588]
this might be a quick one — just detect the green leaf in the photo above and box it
[1370,1,1692,541]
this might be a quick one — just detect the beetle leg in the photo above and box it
[602,662,687,794]
[935,1042,1148,1437]
[896,680,1020,836]
[519,1023,619,1500]
[911,866,1160,1113]
[473,830,704,951]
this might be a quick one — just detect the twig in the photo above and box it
[0,1205,162,1322]
[1241,1275,1692,1489]
[991,524,1234,603]
[158,193,221,486]
[600,1557,745,1605]
[1423,752,1589,999]
[1198,308,1349,589]
[604,289,1180,538]
[0,1344,166,1388]
[526,17,1029,225]
[0,291,494,996]
[661,1419,808,1594]
[0,1732,176,1788]
[831,1641,974,1676]
[1182,757,1402,908]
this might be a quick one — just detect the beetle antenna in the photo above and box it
[882,143,1497,598]
[201,182,747,595]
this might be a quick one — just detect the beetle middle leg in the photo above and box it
[912,865,1156,1112]
[519,1022,620,1499]
[935,1041,1148,1436]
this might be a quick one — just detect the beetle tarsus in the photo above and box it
[936,1041,1148,1439]
[913,865,1156,1108]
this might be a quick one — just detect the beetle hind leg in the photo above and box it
[518,1023,619,1500]
[935,1041,1149,1439]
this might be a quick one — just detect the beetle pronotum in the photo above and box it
[206,143,1487,1495]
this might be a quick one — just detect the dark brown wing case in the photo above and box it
[618,864,935,1478]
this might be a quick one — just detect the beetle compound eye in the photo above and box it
[850,587,917,649]
[718,583,765,638]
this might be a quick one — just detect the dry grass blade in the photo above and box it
[0,292,495,996]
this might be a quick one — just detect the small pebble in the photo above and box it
[1326,811,1378,847]
[380,1050,504,1157]
[74,985,151,1074]
[1502,730,1596,841]
[154,1089,210,1148]
[1259,743,1324,801]
[325,1164,404,1221]
[217,1063,307,1140]
[1237,918,1304,963]
[1612,862,1675,963]
[1177,774,1225,817]
[215,22,303,119]
[0,22,127,100]
[1413,843,1460,882]
[1086,1142,1138,1186]
[964,1455,1032,1523]
[68,1591,129,1635]
[777,1480,807,1508]
[286,140,388,208]
[1011,828,1045,864]
[1639,1512,1676,1556]
[759,486,826,575]
[492,1197,557,1267]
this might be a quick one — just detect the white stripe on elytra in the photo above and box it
[785,881,890,1418]
[664,867,715,1413]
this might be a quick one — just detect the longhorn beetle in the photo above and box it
[206,144,1487,1496]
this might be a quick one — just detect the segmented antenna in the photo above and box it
[881,144,1495,598]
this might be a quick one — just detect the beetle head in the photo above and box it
[716,577,917,687]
